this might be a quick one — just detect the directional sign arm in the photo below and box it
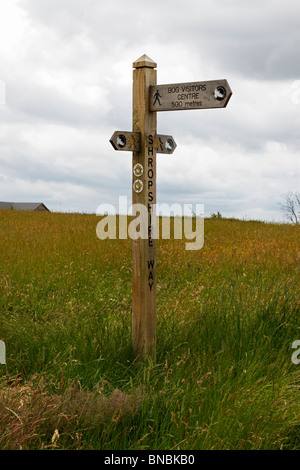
[150,79,232,112]
[110,131,176,154]
[156,135,177,154]
[109,131,141,151]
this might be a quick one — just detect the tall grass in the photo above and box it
[0,210,299,449]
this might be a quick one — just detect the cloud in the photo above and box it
[0,0,299,221]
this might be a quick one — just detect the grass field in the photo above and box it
[0,209,299,450]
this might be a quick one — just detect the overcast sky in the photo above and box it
[0,0,299,220]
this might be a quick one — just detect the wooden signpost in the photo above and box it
[110,54,232,360]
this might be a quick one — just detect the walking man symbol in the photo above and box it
[153,90,162,106]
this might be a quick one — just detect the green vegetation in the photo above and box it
[0,210,299,450]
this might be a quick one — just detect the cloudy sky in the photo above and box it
[0,0,299,220]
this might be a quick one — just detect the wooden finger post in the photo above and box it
[110,54,232,361]
[132,55,157,359]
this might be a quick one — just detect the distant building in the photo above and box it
[0,202,50,212]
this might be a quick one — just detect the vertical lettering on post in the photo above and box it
[147,134,155,292]
[147,134,154,251]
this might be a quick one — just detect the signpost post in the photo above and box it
[109,54,232,360]
[130,55,158,359]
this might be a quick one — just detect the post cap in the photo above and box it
[133,54,157,69]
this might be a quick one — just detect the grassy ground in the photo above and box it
[0,209,299,450]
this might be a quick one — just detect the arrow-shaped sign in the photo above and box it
[155,134,177,154]
[110,131,140,151]
[150,79,232,112]
[110,131,176,154]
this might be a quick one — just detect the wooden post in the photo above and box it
[109,55,232,361]
[132,55,157,359]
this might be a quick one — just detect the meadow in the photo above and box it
[0,209,299,450]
